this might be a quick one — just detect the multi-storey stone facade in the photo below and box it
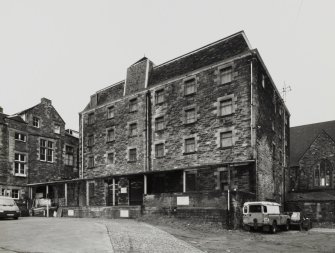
[79,30,289,218]
[287,120,335,222]
[0,99,79,208]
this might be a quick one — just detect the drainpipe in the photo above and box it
[81,114,84,179]
[145,91,151,171]
[250,59,258,199]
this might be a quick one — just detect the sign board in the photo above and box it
[68,210,74,216]
[120,187,127,194]
[177,196,189,206]
[120,210,129,218]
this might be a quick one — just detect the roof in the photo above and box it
[244,201,281,206]
[286,191,335,202]
[149,31,251,86]
[290,120,335,166]
[132,56,148,65]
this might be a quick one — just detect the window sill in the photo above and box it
[184,93,196,97]
[219,81,233,86]
[128,135,138,138]
[154,156,165,159]
[218,146,233,150]
[129,110,138,114]
[155,129,165,133]
[183,151,196,155]
[184,121,197,126]
[15,139,27,143]
[155,102,165,106]
[106,140,115,144]
[39,160,54,163]
[107,117,114,120]
[14,174,27,177]
[127,160,137,163]
[218,113,234,118]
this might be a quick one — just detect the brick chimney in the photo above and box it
[41,98,52,105]
[0,106,3,113]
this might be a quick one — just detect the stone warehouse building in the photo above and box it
[76,31,289,221]
[0,98,79,208]
[287,120,335,222]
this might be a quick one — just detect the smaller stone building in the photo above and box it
[287,120,335,222]
[0,99,79,210]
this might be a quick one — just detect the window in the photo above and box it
[129,148,137,162]
[129,98,138,112]
[129,123,137,137]
[11,189,19,199]
[249,205,262,213]
[155,89,165,104]
[107,153,114,164]
[107,128,115,142]
[15,132,26,142]
[14,153,26,176]
[88,113,94,125]
[186,171,197,191]
[219,99,233,116]
[65,146,74,166]
[88,156,94,168]
[54,124,60,134]
[107,106,114,119]
[184,79,196,95]
[262,74,265,88]
[155,116,164,131]
[220,170,229,190]
[88,135,94,146]
[185,138,195,153]
[33,117,40,128]
[220,67,232,84]
[185,108,196,124]
[220,131,233,148]
[314,160,332,187]
[155,143,164,158]
[40,139,53,162]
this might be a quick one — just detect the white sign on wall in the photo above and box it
[177,196,190,206]
[120,210,129,218]
[120,187,127,194]
[68,210,74,216]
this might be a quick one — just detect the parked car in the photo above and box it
[288,212,312,231]
[0,196,20,219]
[243,201,290,233]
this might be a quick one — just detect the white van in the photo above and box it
[0,196,20,219]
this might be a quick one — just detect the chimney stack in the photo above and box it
[41,98,52,105]
[0,106,3,113]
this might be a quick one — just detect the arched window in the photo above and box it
[314,160,332,187]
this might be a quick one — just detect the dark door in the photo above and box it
[129,176,144,205]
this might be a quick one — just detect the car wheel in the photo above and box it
[271,222,277,234]
[284,220,290,231]
[253,220,258,231]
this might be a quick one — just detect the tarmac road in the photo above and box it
[0,217,203,253]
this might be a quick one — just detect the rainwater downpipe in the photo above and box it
[250,59,258,199]
[81,113,84,179]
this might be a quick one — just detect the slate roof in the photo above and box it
[149,31,251,86]
[290,120,335,166]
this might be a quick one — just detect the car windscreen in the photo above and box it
[0,198,15,206]
[249,205,262,213]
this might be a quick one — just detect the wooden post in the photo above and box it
[183,170,186,193]
[46,185,49,218]
[144,175,147,195]
[64,183,68,206]
[112,178,115,206]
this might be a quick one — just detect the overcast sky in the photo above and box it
[0,0,334,130]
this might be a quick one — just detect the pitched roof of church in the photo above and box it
[290,120,335,166]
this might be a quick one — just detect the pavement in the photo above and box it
[0,217,203,253]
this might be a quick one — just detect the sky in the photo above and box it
[0,0,334,130]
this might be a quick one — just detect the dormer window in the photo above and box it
[33,117,40,128]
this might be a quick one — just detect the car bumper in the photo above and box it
[0,211,20,218]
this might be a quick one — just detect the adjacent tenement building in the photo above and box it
[0,98,79,207]
[287,120,335,222]
[78,31,290,219]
